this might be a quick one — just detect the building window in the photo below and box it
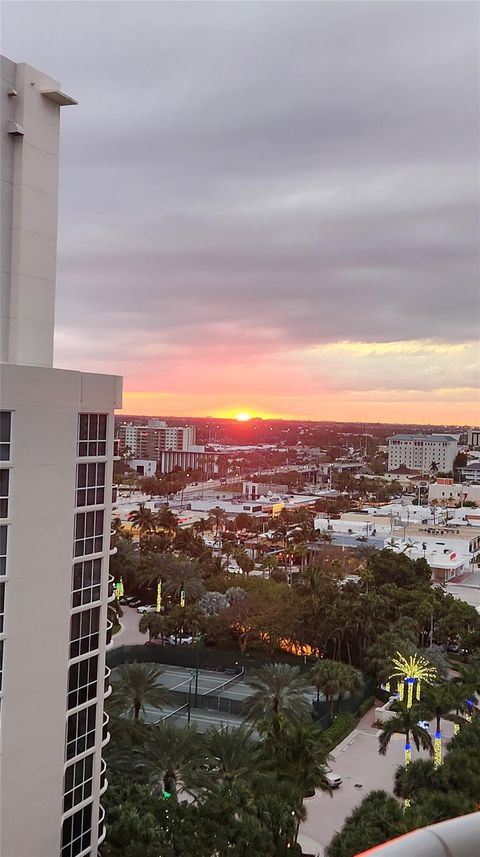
[0,581,4,634]
[61,803,92,857]
[0,470,9,519]
[0,413,11,462]
[76,462,105,507]
[78,413,107,458]
[74,511,104,557]
[69,607,100,659]
[63,753,94,812]
[67,656,98,710]
[0,526,7,575]
[65,703,97,761]
[72,559,102,608]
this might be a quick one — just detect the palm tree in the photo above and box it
[148,722,206,798]
[138,612,171,643]
[336,662,363,711]
[266,719,331,797]
[208,506,227,540]
[310,659,344,711]
[192,517,207,534]
[205,725,260,789]
[377,700,433,767]
[156,507,178,533]
[260,554,279,579]
[417,682,469,766]
[242,663,311,732]
[163,557,205,605]
[273,520,290,550]
[109,533,138,585]
[263,719,332,844]
[128,503,157,541]
[109,662,171,720]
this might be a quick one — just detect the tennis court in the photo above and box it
[152,664,255,701]
[142,702,246,732]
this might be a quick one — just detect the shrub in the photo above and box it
[321,713,356,751]
[357,696,375,718]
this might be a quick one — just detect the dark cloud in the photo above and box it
[3,1,478,394]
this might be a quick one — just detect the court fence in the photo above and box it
[107,645,377,726]
[107,642,313,673]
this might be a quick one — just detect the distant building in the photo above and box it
[117,419,198,457]
[117,420,205,473]
[131,459,157,477]
[457,460,480,483]
[388,434,458,474]
[243,480,289,499]
[467,428,480,450]
[428,479,480,505]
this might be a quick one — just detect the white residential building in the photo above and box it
[467,428,480,450]
[428,479,480,506]
[388,434,458,474]
[0,56,122,857]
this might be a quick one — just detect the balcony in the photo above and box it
[101,711,110,747]
[99,758,108,796]
[107,574,115,601]
[356,812,480,856]
[104,665,111,695]
[109,530,117,556]
[106,619,113,648]
[98,804,106,845]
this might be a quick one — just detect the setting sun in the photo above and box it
[235,412,252,422]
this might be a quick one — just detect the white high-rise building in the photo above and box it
[387,433,458,474]
[1,56,122,857]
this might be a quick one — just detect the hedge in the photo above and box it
[321,713,356,751]
[356,696,375,718]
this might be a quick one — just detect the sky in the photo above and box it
[3,1,479,424]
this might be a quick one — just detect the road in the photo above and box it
[445,576,480,608]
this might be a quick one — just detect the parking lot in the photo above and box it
[299,713,456,857]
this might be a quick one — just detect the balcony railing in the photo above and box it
[98,804,106,844]
[107,574,115,598]
[102,711,109,747]
[106,619,113,648]
[356,812,480,856]
[104,665,111,694]
[99,758,108,795]
[109,530,117,555]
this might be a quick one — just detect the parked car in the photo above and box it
[447,643,460,653]
[165,634,196,645]
[417,720,430,731]
[325,770,342,789]
[137,604,157,614]
[120,596,137,606]
[128,598,142,608]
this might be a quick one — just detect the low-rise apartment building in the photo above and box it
[428,479,480,506]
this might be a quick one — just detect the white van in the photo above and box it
[325,770,342,789]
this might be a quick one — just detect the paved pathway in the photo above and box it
[299,707,455,857]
